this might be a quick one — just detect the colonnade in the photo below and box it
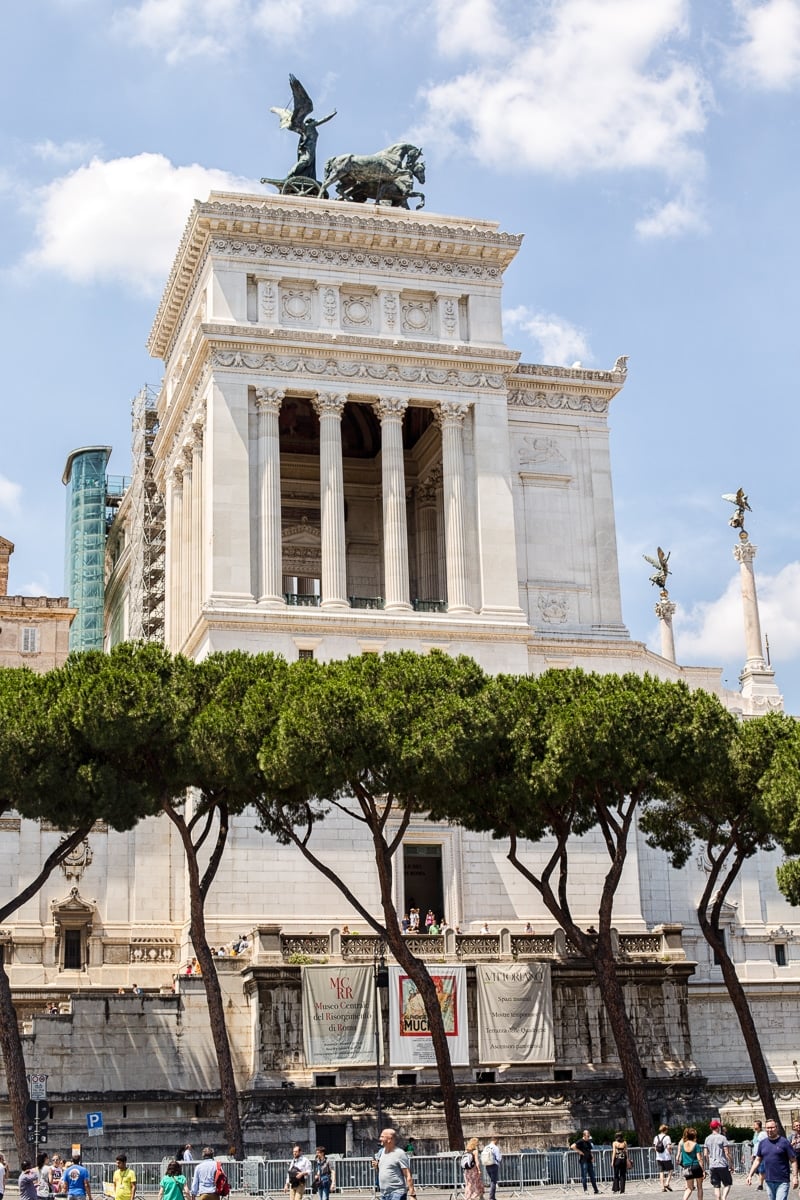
[255,388,473,614]
[166,417,205,647]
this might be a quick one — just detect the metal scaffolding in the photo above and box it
[125,384,165,642]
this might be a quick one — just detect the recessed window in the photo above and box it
[775,943,787,967]
[476,1070,496,1084]
[554,1068,572,1082]
[21,626,40,654]
[63,929,82,970]
[396,1072,417,1086]
[315,1074,337,1087]
[298,648,314,660]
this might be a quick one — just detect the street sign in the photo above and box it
[86,1112,103,1137]
[26,1100,49,1121]
[27,1073,48,1101]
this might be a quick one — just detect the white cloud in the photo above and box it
[114,0,361,63]
[504,305,592,365]
[729,0,800,90]
[0,475,22,513]
[22,153,258,294]
[635,185,708,238]
[416,0,710,226]
[433,0,513,58]
[32,139,102,166]
[675,561,800,665]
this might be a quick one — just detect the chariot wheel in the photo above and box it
[281,176,323,196]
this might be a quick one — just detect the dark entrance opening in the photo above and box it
[403,844,444,925]
[315,1122,347,1154]
[63,929,82,970]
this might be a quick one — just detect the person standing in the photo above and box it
[612,1133,631,1195]
[678,1128,704,1200]
[373,1128,416,1200]
[791,1121,800,1155]
[190,1148,217,1200]
[655,1125,675,1192]
[570,1130,599,1195]
[36,1153,53,1198]
[312,1148,335,1200]
[746,1118,799,1200]
[159,1162,190,1200]
[50,1156,65,1195]
[286,1145,312,1200]
[113,1156,136,1200]
[19,1162,40,1200]
[64,1155,92,1200]
[704,1119,733,1200]
[482,1136,501,1200]
[753,1123,768,1191]
[461,1138,484,1200]
[182,1147,194,1165]
[0,1151,7,1200]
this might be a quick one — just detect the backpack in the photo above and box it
[461,1154,473,1172]
[481,1147,495,1167]
[655,1137,667,1154]
[215,1164,231,1197]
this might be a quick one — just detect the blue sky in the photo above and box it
[1,0,799,709]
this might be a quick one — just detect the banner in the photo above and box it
[476,962,554,1064]
[302,965,377,1067]
[388,964,469,1067]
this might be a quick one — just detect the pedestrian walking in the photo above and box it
[190,1149,218,1200]
[312,1148,335,1200]
[373,1128,416,1200]
[0,1151,7,1200]
[655,1125,675,1191]
[113,1156,136,1200]
[19,1162,40,1200]
[679,1128,705,1200]
[481,1137,501,1200]
[461,1138,484,1200]
[746,1118,799,1200]
[704,1119,733,1200]
[286,1145,312,1200]
[612,1133,631,1194]
[159,1161,190,1200]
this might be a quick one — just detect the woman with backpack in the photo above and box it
[654,1126,675,1191]
[678,1128,704,1200]
[461,1139,484,1200]
[612,1133,631,1194]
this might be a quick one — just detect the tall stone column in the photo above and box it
[254,387,285,607]
[312,391,349,610]
[733,540,767,671]
[416,469,441,602]
[181,442,194,641]
[168,465,183,649]
[191,417,205,624]
[654,595,676,663]
[375,396,412,612]
[438,400,473,614]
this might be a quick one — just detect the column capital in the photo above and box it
[733,540,757,565]
[313,391,347,419]
[171,463,184,485]
[654,599,676,620]
[181,440,194,468]
[255,386,284,413]
[436,400,470,427]
[375,396,408,422]
[416,466,441,505]
[191,413,206,441]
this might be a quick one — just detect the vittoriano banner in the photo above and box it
[476,962,554,1064]
[387,964,469,1067]
[302,965,378,1066]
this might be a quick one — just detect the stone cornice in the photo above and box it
[149,192,523,359]
[508,361,627,412]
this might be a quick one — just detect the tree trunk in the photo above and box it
[698,902,777,1121]
[591,942,655,1140]
[0,823,92,1162]
[164,802,244,1158]
[0,955,30,1162]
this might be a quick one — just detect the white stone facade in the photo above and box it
[1,193,797,1149]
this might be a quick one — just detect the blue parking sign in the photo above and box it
[86,1112,103,1136]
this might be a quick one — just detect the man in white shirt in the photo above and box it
[484,1137,502,1200]
[190,1148,217,1200]
[286,1145,312,1200]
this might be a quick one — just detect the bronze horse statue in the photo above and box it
[321,142,425,209]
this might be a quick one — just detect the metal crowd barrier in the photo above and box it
[84,1146,751,1197]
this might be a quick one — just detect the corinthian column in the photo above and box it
[191,417,205,625]
[167,464,183,649]
[438,401,473,614]
[654,595,677,663]
[255,387,285,607]
[181,442,194,640]
[376,396,412,612]
[312,391,349,610]
[733,540,767,671]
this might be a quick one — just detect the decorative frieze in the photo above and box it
[211,348,505,390]
[508,390,611,414]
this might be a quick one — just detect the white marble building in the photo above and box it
[1,191,797,1152]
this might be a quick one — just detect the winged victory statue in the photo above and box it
[267,74,336,189]
[722,487,751,533]
[644,546,671,592]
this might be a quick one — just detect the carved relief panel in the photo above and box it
[401,292,435,337]
[279,281,315,327]
[340,290,375,332]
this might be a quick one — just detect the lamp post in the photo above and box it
[374,945,389,1133]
